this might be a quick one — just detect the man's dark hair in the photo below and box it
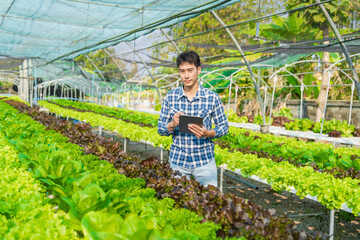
[176,50,201,68]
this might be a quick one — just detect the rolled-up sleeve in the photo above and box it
[157,96,172,136]
[212,96,229,138]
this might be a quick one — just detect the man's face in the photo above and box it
[179,62,201,88]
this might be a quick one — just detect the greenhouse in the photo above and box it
[1,0,360,239]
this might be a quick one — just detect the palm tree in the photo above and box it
[286,0,350,122]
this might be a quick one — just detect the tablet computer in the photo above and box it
[179,115,203,135]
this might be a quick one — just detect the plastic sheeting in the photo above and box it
[0,0,239,60]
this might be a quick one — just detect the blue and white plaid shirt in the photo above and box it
[157,85,229,169]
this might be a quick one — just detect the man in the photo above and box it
[157,50,229,187]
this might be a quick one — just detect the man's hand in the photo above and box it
[167,112,184,132]
[188,124,215,138]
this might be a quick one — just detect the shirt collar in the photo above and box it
[177,84,208,100]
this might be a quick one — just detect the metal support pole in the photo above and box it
[34,67,37,105]
[300,83,304,119]
[98,126,102,136]
[85,55,107,82]
[320,73,331,134]
[54,83,57,98]
[138,83,141,106]
[160,29,181,53]
[123,138,127,153]
[269,75,278,125]
[234,85,238,112]
[126,42,161,101]
[288,213,325,218]
[130,86,134,108]
[349,82,355,124]
[73,60,90,80]
[211,10,266,125]
[147,91,150,108]
[92,73,94,102]
[263,85,267,114]
[220,166,224,193]
[104,49,128,82]
[329,209,335,240]
[227,76,233,117]
[104,49,135,101]
[315,0,360,101]
[25,59,30,103]
[160,147,163,163]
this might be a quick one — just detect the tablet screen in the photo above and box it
[179,115,203,135]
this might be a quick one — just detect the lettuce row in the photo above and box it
[39,101,173,150]
[49,99,360,158]
[214,146,360,215]
[0,101,222,240]
[0,131,79,239]
[51,99,159,127]
[37,101,360,215]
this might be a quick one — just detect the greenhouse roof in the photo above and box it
[0,0,238,61]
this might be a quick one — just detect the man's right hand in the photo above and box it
[167,112,184,132]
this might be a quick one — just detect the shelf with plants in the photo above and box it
[2,99,320,239]
[226,108,360,143]
[35,100,360,217]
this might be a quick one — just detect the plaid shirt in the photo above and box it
[157,85,229,169]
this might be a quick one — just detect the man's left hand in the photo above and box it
[188,124,209,138]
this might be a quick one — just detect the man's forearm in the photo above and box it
[206,129,216,138]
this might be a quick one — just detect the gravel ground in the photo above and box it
[100,129,360,239]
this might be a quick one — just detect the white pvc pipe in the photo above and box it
[220,166,224,193]
[160,148,163,163]
[329,209,335,240]
[123,138,127,153]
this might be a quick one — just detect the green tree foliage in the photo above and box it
[285,0,351,38]
[153,0,285,66]
[75,49,128,82]
[260,14,318,42]
[285,0,354,122]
